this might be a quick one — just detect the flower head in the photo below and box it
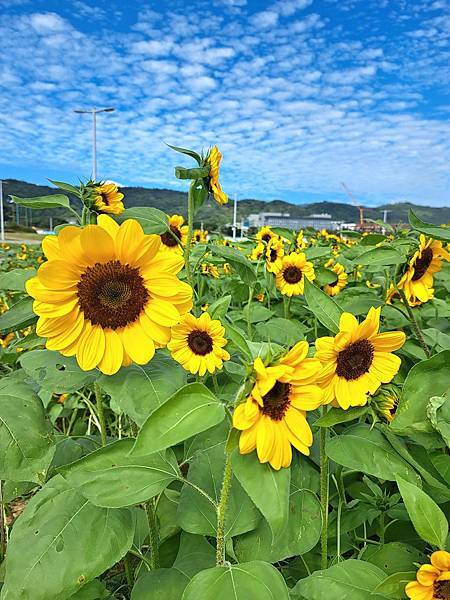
[275,252,315,297]
[296,230,307,250]
[265,237,284,274]
[193,229,208,244]
[406,551,450,600]
[315,307,405,409]
[323,263,348,297]
[233,342,323,470]
[168,312,230,375]
[207,146,228,205]
[26,215,192,375]
[372,384,400,422]
[250,242,265,261]
[159,215,188,253]
[255,226,277,244]
[93,183,124,215]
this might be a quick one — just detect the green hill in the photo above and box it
[2,179,449,230]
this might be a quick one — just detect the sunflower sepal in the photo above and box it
[166,143,202,165]
[175,165,210,180]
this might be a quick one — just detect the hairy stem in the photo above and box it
[183,180,196,288]
[397,288,431,357]
[320,409,329,570]
[146,498,160,570]
[93,382,107,446]
[216,453,233,566]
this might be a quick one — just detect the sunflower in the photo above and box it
[398,235,450,306]
[405,551,450,600]
[167,312,230,376]
[296,230,307,250]
[386,284,401,305]
[159,215,188,253]
[250,242,265,261]
[193,229,208,244]
[233,342,323,470]
[265,237,284,274]
[26,215,192,375]
[223,263,232,275]
[372,385,400,422]
[315,307,405,410]
[201,263,220,278]
[323,263,348,297]
[255,226,277,244]
[206,146,228,205]
[93,183,124,215]
[366,280,381,289]
[275,252,315,297]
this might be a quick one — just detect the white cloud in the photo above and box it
[29,12,68,33]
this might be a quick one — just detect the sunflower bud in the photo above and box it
[372,384,401,422]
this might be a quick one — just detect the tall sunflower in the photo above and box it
[275,252,315,297]
[405,551,450,600]
[159,214,188,253]
[26,215,192,375]
[265,237,284,273]
[93,183,124,215]
[207,146,228,205]
[398,235,450,306]
[233,342,323,470]
[315,307,405,410]
[323,263,348,297]
[167,312,230,376]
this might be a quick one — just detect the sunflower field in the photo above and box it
[0,146,449,600]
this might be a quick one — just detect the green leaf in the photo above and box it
[314,267,338,287]
[353,247,405,266]
[361,542,427,575]
[10,194,70,209]
[314,406,368,427]
[70,579,111,599]
[0,268,36,291]
[396,476,448,549]
[373,572,416,599]
[210,245,256,286]
[391,351,450,441]
[182,561,290,600]
[0,386,55,483]
[359,234,387,246]
[0,297,37,335]
[2,475,134,600]
[48,180,81,197]
[175,166,210,179]
[291,559,387,600]
[231,449,290,535]
[305,247,333,260]
[409,209,450,242]
[99,355,187,427]
[255,317,306,346]
[304,278,344,334]
[326,424,421,484]
[20,349,97,394]
[207,295,232,319]
[224,322,252,360]
[427,395,450,447]
[166,143,202,165]
[270,227,296,242]
[61,439,180,508]
[132,383,225,456]
[118,207,168,234]
[177,443,260,538]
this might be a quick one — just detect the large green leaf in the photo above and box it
[99,355,187,426]
[0,297,37,335]
[304,278,343,334]
[409,209,450,242]
[373,572,416,600]
[231,449,290,535]
[2,475,134,600]
[255,317,306,346]
[391,351,450,440]
[69,579,110,599]
[0,268,36,291]
[20,349,97,393]
[353,247,405,266]
[396,477,448,549]
[326,424,421,484]
[210,245,256,286]
[427,395,450,447]
[10,193,70,209]
[291,559,387,600]
[361,542,427,575]
[118,207,168,234]
[132,383,225,456]
[177,444,260,538]
[182,561,290,600]
[61,439,180,507]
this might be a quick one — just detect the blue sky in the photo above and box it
[0,0,449,207]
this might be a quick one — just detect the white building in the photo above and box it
[245,212,342,231]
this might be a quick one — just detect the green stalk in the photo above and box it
[319,409,329,570]
[183,180,196,288]
[93,382,107,446]
[246,286,253,340]
[216,453,233,566]
[146,498,160,570]
[397,288,431,357]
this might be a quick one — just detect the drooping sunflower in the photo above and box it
[193,229,208,244]
[93,183,124,215]
[233,342,323,470]
[159,214,188,253]
[265,237,284,274]
[315,307,405,410]
[405,551,450,600]
[323,263,348,297]
[206,146,228,205]
[255,226,277,244]
[398,235,450,306]
[275,252,315,297]
[26,215,192,375]
[167,312,230,376]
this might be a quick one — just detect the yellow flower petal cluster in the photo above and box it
[93,183,124,215]
[406,551,450,600]
[323,263,348,297]
[275,252,315,296]
[207,146,228,205]
[265,237,284,274]
[193,229,208,243]
[255,226,277,244]
[159,214,188,254]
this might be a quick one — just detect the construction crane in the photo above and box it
[341,182,364,227]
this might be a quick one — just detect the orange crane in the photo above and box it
[341,182,364,227]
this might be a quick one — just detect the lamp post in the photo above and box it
[0,180,4,242]
[74,107,115,180]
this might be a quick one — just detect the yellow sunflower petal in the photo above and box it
[80,225,115,264]
[76,323,106,371]
[431,551,450,572]
[416,564,440,587]
[256,417,275,463]
[405,580,434,600]
[284,407,313,446]
[372,331,406,352]
[239,424,258,454]
[121,322,155,365]
[97,214,120,238]
[97,329,124,375]
[370,352,401,383]
[233,402,259,430]
[339,312,358,334]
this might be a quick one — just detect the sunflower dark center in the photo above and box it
[100,192,110,205]
[261,381,291,421]
[160,226,181,248]
[328,278,339,288]
[77,260,149,329]
[336,339,374,380]
[412,247,433,281]
[262,233,271,242]
[434,581,450,600]
[269,248,277,262]
[283,266,303,284]
[187,330,213,355]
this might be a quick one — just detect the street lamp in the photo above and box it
[74,107,115,180]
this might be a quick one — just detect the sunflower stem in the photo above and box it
[183,180,196,288]
[146,497,160,570]
[246,286,253,339]
[320,407,329,570]
[216,452,233,566]
[397,288,431,357]
[93,382,107,446]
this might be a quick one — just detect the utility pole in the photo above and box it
[232,192,238,241]
[380,209,391,223]
[0,180,4,242]
[74,107,115,180]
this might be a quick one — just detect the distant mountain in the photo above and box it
[2,179,449,229]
